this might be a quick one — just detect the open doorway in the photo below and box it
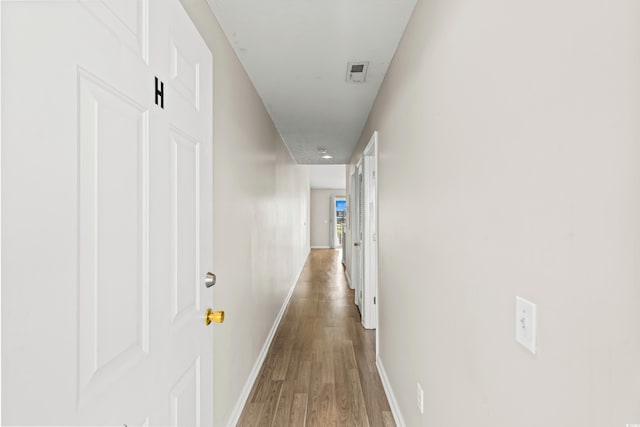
[332,196,347,248]
[350,132,378,330]
[309,165,347,249]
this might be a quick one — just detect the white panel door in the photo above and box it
[1,0,213,425]
[352,161,364,310]
[164,1,214,426]
[357,167,365,310]
[362,134,378,330]
[348,172,356,290]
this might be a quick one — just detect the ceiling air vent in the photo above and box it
[346,61,369,83]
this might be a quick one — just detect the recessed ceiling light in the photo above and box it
[321,155,333,159]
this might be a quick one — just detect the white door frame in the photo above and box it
[347,171,356,290]
[330,194,338,248]
[330,195,346,248]
[352,159,364,309]
[362,132,378,330]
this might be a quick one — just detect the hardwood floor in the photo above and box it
[237,249,395,427]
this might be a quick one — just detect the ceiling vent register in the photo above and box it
[346,61,369,83]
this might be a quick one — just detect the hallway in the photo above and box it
[237,249,394,426]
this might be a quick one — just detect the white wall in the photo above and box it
[310,189,344,248]
[350,0,640,425]
[179,2,310,425]
[308,164,346,190]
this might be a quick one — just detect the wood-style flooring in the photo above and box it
[237,249,395,427]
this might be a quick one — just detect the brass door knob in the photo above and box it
[205,308,224,325]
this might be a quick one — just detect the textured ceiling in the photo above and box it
[206,0,417,164]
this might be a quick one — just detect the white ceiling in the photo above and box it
[206,0,417,164]
[308,165,346,189]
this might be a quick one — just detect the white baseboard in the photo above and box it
[376,356,406,427]
[225,254,307,427]
[345,269,354,290]
[311,245,330,249]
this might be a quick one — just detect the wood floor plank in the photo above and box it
[320,332,335,384]
[236,403,264,427]
[305,359,325,426]
[294,360,312,394]
[317,383,336,427]
[250,361,276,403]
[237,249,395,427]
[272,380,293,426]
[334,385,350,426]
[382,411,395,427]
[333,345,352,426]
[271,344,293,381]
[289,393,308,426]
[348,368,370,427]
[256,381,283,426]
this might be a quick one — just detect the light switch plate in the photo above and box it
[515,296,537,354]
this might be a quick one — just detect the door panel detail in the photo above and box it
[169,127,201,324]
[77,68,150,399]
[170,39,200,111]
[80,0,149,62]
[169,357,201,427]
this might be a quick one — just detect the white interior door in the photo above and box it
[347,175,356,290]
[2,0,213,425]
[351,161,364,310]
[164,1,214,425]
[362,132,378,330]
